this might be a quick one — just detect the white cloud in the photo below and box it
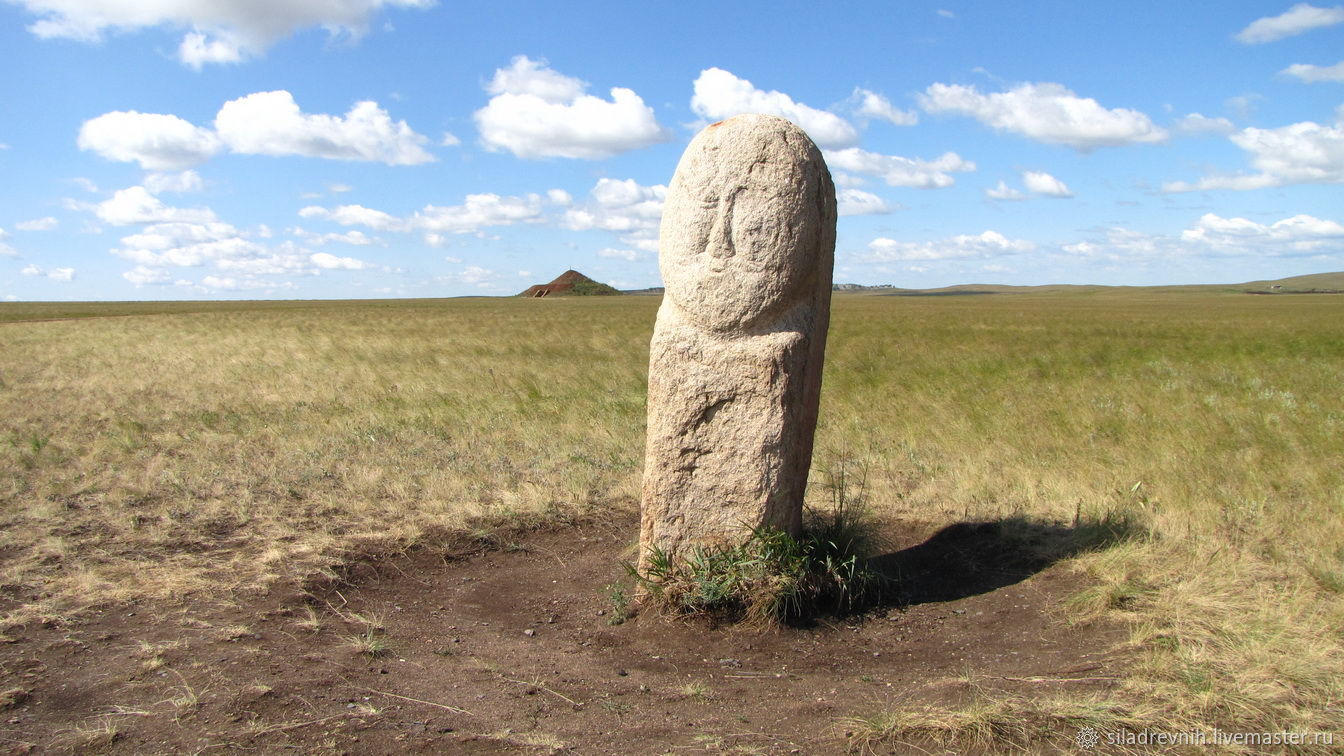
[215,91,434,165]
[1022,170,1074,197]
[73,177,99,193]
[937,9,956,19]
[919,82,1168,150]
[985,181,1024,201]
[123,265,173,285]
[439,265,498,288]
[13,0,432,67]
[1061,227,1162,260]
[475,56,670,159]
[1175,113,1236,135]
[1235,3,1344,43]
[328,183,353,193]
[310,251,368,270]
[144,170,204,194]
[597,247,640,261]
[691,68,858,149]
[81,92,432,169]
[562,177,666,252]
[95,186,219,225]
[16,217,59,231]
[78,111,222,170]
[299,203,402,230]
[300,190,562,236]
[201,275,296,291]
[853,88,918,126]
[1180,212,1344,254]
[1282,60,1344,82]
[865,230,1035,262]
[178,30,243,69]
[293,228,379,246]
[1061,213,1344,260]
[826,147,975,188]
[440,131,461,147]
[412,193,547,233]
[19,264,74,281]
[837,188,892,216]
[1163,114,1344,191]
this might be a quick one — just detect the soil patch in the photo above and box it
[0,514,1124,754]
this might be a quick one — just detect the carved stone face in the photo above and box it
[659,116,828,333]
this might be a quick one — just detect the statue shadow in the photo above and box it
[862,513,1142,609]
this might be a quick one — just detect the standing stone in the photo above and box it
[639,114,836,571]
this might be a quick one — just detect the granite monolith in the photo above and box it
[639,113,836,571]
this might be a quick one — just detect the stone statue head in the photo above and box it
[659,114,835,333]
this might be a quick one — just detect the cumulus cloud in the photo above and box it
[1180,212,1344,254]
[597,247,640,261]
[1282,60,1344,82]
[865,230,1035,262]
[919,82,1168,150]
[0,228,14,257]
[215,91,434,164]
[474,56,670,159]
[691,68,858,149]
[837,189,892,216]
[20,264,75,281]
[16,217,59,231]
[310,251,368,269]
[1022,170,1074,197]
[300,190,561,238]
[95,186,219,225]
[12,0,432,68]
[123,265,174,286]
[81,92,431,169]
[299,203,401,230]
[292,228,380,246]
[562,177,666,252]
[1175,113,1236,135]
[78,111,222,170]
[144,170,204,194]
[438,265,499,288]
[826,147,975,188]
[1235,3,1344,43]
[201,275,297,291]
[985,181,1024,201]
[413,193,548,233]
[853,88,918,126]
[1162,114,1344,191]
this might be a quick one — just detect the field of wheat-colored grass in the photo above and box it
[2,290,1341,746]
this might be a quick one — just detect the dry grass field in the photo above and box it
[2,287,1342,751]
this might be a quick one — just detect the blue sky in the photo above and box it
[1,0,1342,300]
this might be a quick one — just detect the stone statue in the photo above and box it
[639,113,836,571]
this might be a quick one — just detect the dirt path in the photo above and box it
[0,515,1123,754]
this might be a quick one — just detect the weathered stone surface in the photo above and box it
[639,113,836,569]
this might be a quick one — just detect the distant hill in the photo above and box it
[830,271,1344,297]
[518,270,619,297]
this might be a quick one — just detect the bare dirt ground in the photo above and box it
[0,514,1124,754]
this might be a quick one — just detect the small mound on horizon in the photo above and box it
[519,269,619,297]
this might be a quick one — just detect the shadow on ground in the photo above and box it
[870,514,1142,607]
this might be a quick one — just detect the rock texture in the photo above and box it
[639,114,836,569]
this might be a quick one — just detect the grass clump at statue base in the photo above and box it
[627,501,887,626]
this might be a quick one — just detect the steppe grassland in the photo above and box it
[2,291,1342,742]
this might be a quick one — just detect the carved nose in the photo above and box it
[707,204,734,261]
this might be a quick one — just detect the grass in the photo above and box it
[628,507,885,624]
[3,288,1343,747]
